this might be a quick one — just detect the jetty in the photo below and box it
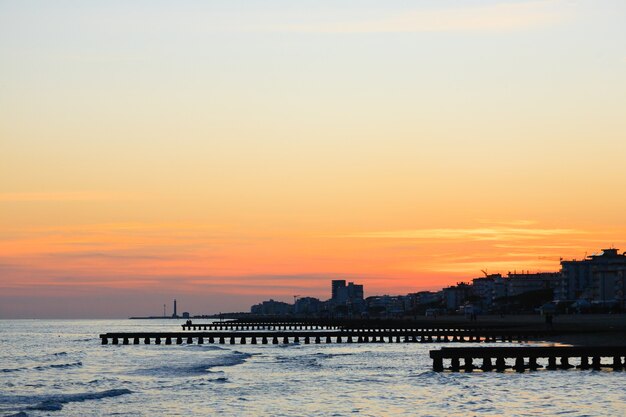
[100,327,551,345]
[181,322,341,331]
[429,346,626,372]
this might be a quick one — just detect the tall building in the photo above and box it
[331,280,346,301]
[559,248,626,307]
[330,279,365,316]
[471,274,502,308]
[294,297,322,316]
[331,280,363,304]
[172,299,178,318]
[250,299,293,316]
[506,272,560,297]
[442,283,472,311]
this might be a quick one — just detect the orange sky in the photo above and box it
[1,0,625,317]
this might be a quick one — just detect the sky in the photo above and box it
[1,0,625,318]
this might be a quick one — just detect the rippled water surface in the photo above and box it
[1,320,625,416]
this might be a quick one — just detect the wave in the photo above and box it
[313,352,357,359]
[275,355,321,369]
[135,352,252,377]
[34,361,82,371]
[195,377,229,385]
[2,367,27,373]
[3,361,82,374]
[0,389,132,413]
[27,389,132,412]
[183,345,228,351]
[278,342,300,348]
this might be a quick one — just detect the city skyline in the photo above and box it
[2,0,626,318]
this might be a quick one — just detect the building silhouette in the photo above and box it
[331,280,363,304]
[558,248,626,308]
[331,280,346,301]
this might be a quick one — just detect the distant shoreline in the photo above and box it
[126,313,626,346]
[128,316,224,320]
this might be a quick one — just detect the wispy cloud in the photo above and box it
[432,258,561,274]
[338,227,584,241]
[476,219,538,226]
[0,191,140,202]
[278,0,572,33]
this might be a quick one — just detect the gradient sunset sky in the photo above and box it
[1,0,625,318]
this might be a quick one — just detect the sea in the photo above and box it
[1,319,625,416]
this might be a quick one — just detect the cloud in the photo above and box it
[432,258,560,274]
[277,0,572,33]
[0,191,140,202]
[476,219,538,226]
[493,244,586,249]
[338,226,584,241]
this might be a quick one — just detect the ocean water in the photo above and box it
[1,320,625,416]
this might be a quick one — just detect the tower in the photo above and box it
[331,280,346,301]
[173,299,177,318]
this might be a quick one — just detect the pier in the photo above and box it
[181,322,341,331]
[100,328,550,346]
[180,318,524,332]
[429,346,626,372]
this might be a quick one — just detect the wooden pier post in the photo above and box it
[592,356,602,370]
[560,357,573,369]
[450,357,460,372]
[495,357,506,371]
[612,356,622,370]
[433,357,444,372]
[481,357,493,371]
